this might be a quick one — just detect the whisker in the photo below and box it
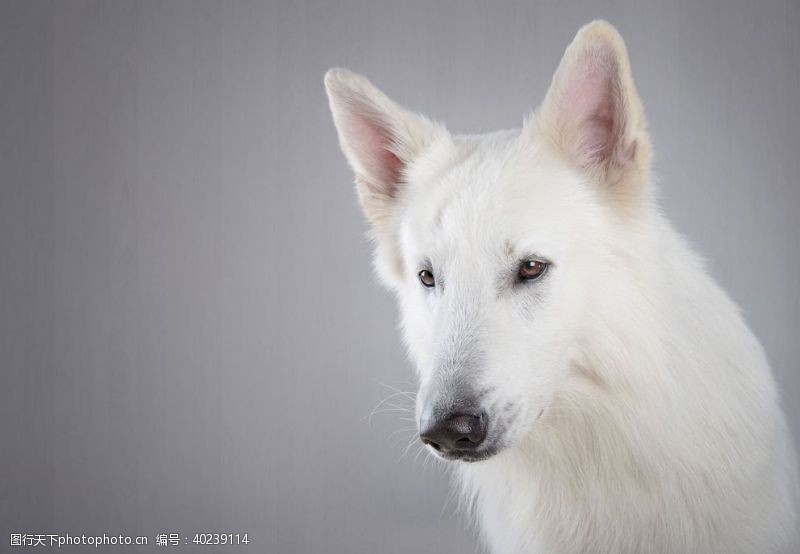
[363,406,415,427]
[388,427,418,448]
[375,380,417,396]
[400,434,422,461]
[439,484,455,521]
[363,385,419,427]
[367,407,414,417]
[413,443,427,465]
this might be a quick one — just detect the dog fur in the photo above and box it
[325,20,798,554]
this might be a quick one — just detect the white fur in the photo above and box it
[326,20,799,553]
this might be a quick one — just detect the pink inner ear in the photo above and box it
[560,54,620,166]
[350,111,403,195]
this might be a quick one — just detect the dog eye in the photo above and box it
[418,269,435,288]
[518,260,548,281]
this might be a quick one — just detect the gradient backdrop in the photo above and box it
[2,1,799,552]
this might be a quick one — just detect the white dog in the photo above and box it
[325,20,798,553]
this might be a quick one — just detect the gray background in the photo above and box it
[1,1,798,552]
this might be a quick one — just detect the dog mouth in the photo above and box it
[434,447,499,463]
[423,439,501,463]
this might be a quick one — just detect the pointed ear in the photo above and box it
[535,21,651,192]
[324,68,443,229]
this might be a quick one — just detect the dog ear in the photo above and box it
[535,21,651,195]
[325,68,443,229]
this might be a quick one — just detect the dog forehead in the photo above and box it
[401,132,575,256]
[403,134,514,227]
[401,177,497,263]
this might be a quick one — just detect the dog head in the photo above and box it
[326,21,651,462]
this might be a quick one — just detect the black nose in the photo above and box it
[419,412,487,453]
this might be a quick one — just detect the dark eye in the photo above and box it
[418,269,435,288]
[518,260,548,281]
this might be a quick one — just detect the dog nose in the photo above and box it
[420,412,487,453]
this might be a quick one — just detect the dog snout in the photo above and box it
[420,411,487,454]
